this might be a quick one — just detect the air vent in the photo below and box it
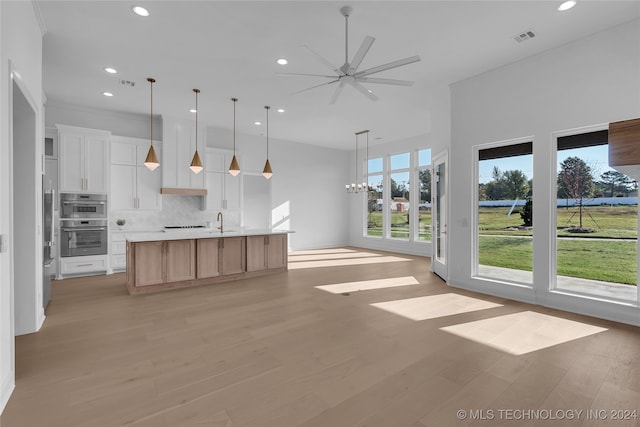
[513,29,536,43]
[119,79,136,87]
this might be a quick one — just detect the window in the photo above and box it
[389,153,410,240]
[367,157,383,237]
[417,149,432,241]
[476,141,533,284]
[364,149,431,243]
[555,130,637,301]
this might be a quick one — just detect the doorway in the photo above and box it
[431,151,448,279]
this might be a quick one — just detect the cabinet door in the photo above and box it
[85,135,109,193]
[111,164,136,210]
[134,241,165,286]
[220,237,245,275]
[112,140,137,165]
[137,165,161,210]
[246,236,267,272]
[225,173,242,210]
[165,240,196,282]
[59,132,85,192]
[267,234,287,269]
[205,172,224,211]
[197,238,220,278]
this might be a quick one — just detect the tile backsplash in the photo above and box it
[110,196,240,230]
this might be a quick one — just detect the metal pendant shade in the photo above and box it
[189,88,203,174]
[144,77,160,171]
[228,98,241,176]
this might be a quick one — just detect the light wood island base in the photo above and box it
[126,234,287,294]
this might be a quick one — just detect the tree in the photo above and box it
[419,169,431,202]
[600,170,629,197]
[520,197,533,227]
[557,156,594,229]
[502,169,529,200]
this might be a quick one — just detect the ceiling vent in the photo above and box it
[119,79,136,87]
[513,29,536,43]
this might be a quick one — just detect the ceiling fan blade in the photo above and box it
[303,45,345,76]
[357,77,415,86]
[354,55,421,78]
[347,35,375,75]
[349,81,379,102]
[291,79,339,95]
[276,72,337,78]
[329,80,347,105]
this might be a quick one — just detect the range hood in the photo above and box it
[609,117,640,179]
[160,187,207,196]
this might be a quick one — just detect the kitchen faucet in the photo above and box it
[216,211,223,233]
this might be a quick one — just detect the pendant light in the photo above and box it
[345,130,370,193]
[262,105,273,179]
[144,77,160,171]
[189,88,203,174]
[228,97,240,176]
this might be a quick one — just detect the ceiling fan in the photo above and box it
[281,6,421,104]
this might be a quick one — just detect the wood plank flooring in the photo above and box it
[2,247,640,427]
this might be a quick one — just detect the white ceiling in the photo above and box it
[38,1,640,150]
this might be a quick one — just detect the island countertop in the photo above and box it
[124,228,294,242]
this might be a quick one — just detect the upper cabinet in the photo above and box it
[161,117,206,194]
[58,125,110,193]
[204,148,242,211]
[111,136,162,211]
[609,118,640,179]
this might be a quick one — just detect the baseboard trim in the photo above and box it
[0,369,15,415]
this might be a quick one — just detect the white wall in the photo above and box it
[0,0,44,414]
[206,126,350,251]
[449,19,640,325]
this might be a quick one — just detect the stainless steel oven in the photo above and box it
[61,193,107,218]
[60,219,108,257]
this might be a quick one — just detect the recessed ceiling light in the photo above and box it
[276,58,288,65]
[132,6,149,17]
[254,121,261,125]
[103,92,114,97]
[189,109,197,113]
[104,67,117,74]
[558,0,576,11]
[277,108,285,113]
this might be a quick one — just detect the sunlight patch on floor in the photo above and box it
[315,276,420,294]
[370,293,502,321]
[440,311,608,355]
[288,256,412,270]
[289,252,382,262]
[288,248,358,256]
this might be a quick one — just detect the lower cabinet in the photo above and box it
[126,234,286,294]
[197,238,220,278]
[59,255,108,277]
[246,234,287,272]
[128,240,195,288]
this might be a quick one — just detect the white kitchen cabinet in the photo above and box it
[110,136,161,211]
[59,255,108,277]
[204,149,242,211]
[58,125,110,193]
[161,118,206,192]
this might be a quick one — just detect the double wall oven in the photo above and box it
[60,193,108,257]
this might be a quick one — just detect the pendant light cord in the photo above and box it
[232,98,238,154]
[265,105,270,158]
[148,77,155,146]
[194,89,198,150]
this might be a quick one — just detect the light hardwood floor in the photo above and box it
[2,247,640,427]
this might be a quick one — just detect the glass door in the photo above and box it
[432,151,448,279]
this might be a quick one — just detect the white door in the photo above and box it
[431,151,448,280]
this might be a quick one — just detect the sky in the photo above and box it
[478,144,620,184]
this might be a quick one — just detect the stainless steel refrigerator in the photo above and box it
[43,188,55,309]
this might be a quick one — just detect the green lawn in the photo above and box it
[478,205,638,285]
[366,210,432,241]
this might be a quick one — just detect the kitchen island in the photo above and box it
[125,229,290,294]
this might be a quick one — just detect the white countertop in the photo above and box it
[125,228,293,242]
